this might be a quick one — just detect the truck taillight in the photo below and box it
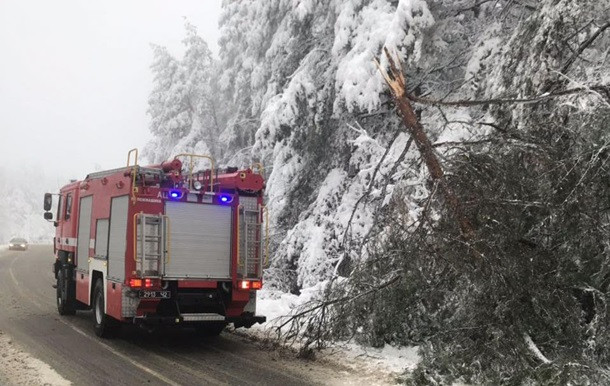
[238,280,262,290]
[129,278,143,288]
[129,278,156,288]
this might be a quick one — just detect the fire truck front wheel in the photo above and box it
[92,280,120,338]
[56,269,76,315]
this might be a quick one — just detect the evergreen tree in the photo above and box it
[145,1,610,382]
[145,22,221,166]
[146,44,191,163]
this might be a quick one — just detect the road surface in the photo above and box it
[0,245,359,385]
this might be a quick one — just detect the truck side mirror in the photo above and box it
[44,193,53,211]
[44,212,53,220]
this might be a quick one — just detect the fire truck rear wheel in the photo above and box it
[56,270,76,315]
[92,280,119,338]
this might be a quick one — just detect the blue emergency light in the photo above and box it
[219,194,233,203]
[169,190,183,200]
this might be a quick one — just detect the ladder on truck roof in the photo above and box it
[134,213,169,278]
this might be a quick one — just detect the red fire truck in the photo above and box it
[43,150,267,337]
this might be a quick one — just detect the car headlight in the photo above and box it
[20,244,25,247]
[9,244,13,247]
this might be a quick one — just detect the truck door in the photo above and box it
[55,194,64,251]
[57,191,75,251]
[60,193,72,239]
[76,195,93,270]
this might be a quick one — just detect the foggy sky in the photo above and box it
[0,0,221,183]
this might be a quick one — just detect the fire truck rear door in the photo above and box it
[164,201,232,279]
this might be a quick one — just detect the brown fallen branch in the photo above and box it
[375,48,475,240]
[275,273,402,333]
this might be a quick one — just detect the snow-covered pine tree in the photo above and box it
[217,0,445,292]
[145,0,610,382]
[145,44,190,163]
[181,21,224,161]
[145,23,221,166]
[330,1,610,383]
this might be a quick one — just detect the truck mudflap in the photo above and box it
[134,313,266,328]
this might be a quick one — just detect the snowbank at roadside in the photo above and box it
[248,287,421,379]
[0,331,71,386]
[320,342,420,375]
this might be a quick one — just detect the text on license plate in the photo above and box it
[139,290,171,299]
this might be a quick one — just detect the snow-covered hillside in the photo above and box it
[146,0,610,382]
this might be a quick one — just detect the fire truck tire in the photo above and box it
[195,322,227,337]
[56,270,76,315]
[92,280,120,338]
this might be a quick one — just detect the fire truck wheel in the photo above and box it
[195,322,227,337]
[56,270,76,315]
[92,280,119,338]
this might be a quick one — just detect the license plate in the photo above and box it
[138,290,171,299]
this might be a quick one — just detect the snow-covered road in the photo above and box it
[0,245,399,385]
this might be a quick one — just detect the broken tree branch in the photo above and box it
[376,48,475,240]
[561,21,610,74]
[275,274,402,332]
[406,84,610,107]
[524,333,552,364]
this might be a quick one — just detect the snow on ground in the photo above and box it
[0,331,71,386]
[326,342,420,374]
[247,287,421,381]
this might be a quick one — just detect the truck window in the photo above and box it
[65,194,73,220]
[57,195,63,221]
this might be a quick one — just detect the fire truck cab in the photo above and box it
[43,150,267,337]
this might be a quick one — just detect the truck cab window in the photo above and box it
[65,194,73,220]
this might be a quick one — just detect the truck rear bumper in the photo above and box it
[134,313,266,328]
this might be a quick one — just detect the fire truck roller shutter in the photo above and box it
[94,219,109,258]
[108,195,129,281]
[76,196,93,270]
[164,201,232,279]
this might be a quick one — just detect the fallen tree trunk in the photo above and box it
[376,48,475,240]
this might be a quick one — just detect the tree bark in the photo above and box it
[376,48,475,239]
